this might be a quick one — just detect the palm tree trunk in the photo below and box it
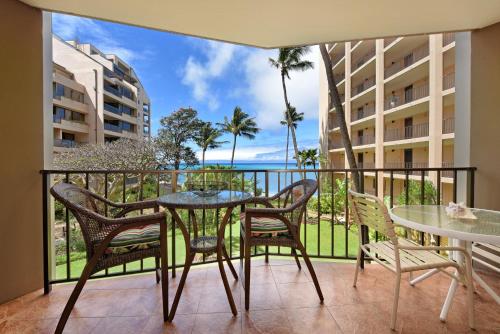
[230,135,237,167]
[202,149,206,169]
[319,44,360,192]
[284,126,290,183]
[281,74,302,169]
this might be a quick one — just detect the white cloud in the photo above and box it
[199,145,282,161]
[182,41,238,110]
[243,47,319,130]
[52,13,143,64]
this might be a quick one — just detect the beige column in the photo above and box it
[455,25,500,210]
[344,42,352,167]
[0,0,52,303]
[428,34,444,187]
[375,39,385,199]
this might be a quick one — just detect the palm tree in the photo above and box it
[280,106,304,172]
[306,148,319,170]
[195,122,227,168]
[269,47,313,169]
[318,44,360,192]
[218,106,260,167]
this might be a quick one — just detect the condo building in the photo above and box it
[52,35,151,152]
[319,33,456,201]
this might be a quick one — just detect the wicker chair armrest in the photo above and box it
[245,197,275,208]
[105,211,166,226]
[245,206,289,215]
[113,199,160,217]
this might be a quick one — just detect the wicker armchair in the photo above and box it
[240,179,324,310]
[50,183,168,334]
[348,190,474,330]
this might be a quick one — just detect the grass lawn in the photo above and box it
[55,219,358,280]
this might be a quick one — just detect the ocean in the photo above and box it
[187,161,317,195]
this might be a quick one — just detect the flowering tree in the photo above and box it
[53,138,159,199]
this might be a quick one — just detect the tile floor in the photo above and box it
[0,259,499,333]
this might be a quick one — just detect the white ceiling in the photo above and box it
[19,0,500,48]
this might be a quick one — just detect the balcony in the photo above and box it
[443,117,455,134]
[104,84,121,97]
[384,161,429,175]
[443,72,455,91]
[352,134,375,146]
[351,104,375,122]
[384,37,398,48]
[351,76,375,97]
[104,102,122,115]
[384,84,429,111]
[104,122,122,133]
[328,118,339,129]
[351,47,375,72]
[329,139,343,149]
[385,43,429,79]
[357,162,375,169]
[443,32,456,47]
[333,72,345,84]
[385,123,429,142]
[53,139,78,148]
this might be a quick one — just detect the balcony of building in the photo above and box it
[351,76,376,100]
[351,40,376,75]
[352,128,376,148]
[443,32,456,47]
[384,81,429,112]
[384,42,429,80]
[351,102,376,123]
[384,122,429,144]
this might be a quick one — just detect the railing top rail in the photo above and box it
[40,166,477,175]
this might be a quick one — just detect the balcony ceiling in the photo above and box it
[19,0,500,48]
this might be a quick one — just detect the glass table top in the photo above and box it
[390,205,500,243]
[157,190,253,209]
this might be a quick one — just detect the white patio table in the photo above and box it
[389,205,500,321]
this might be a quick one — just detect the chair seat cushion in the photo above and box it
[240,213,290,237]
[106,224,160,254]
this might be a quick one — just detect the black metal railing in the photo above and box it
[352,47,376,72]
[384,84,429,110]
[385,123,429,141]
[352,76,375,97]
[352,135,375,146]
[385,43,429,78]
[41,167,476,293]
[443,117,455,134]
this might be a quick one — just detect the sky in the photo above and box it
[52,14,320,162]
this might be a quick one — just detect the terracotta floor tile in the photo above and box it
[0,318,57,334]
[197,283,241,314]
[142,314,196,334]
[63,317,102,334]
[89,316,149,334]
[242,309,292,334]
[156,286,203,316]
[241,265,276,286]
[191,313,241,334]
[328,302,399,334]
[240,283,282,310]
[276,282,324,309]
[271,264,310,284]
[286,307,343,334]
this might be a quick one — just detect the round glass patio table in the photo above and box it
[157,190,253,321]
[389,205,500,320]
[389,205,500,244]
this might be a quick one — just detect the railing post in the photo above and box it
[42,172,52,294]
[358,170,369,269]
[467,169,475,207]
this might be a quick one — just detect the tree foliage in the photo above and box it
[218,106,259,167]
[156,107,203,169]
[194,122,227,168]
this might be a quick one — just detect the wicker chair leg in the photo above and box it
[222,245,238,280]
[244,239,252,311]
[265,245,269,263]
[168,252,195,322]
[217,248,238,315]
[291,248,302,270]
[296,243,323,302]
[391,273,402,330]
[55,253,101,334]
[160,221,169,322]
[155,255,160,284]
[353,247,362,287]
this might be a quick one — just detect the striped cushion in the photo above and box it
[106,224,160,254]
[240,213,289,236]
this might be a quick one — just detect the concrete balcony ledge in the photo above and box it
[384,55,430,84]
[53,119,89,133]
[53,97,89,114]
